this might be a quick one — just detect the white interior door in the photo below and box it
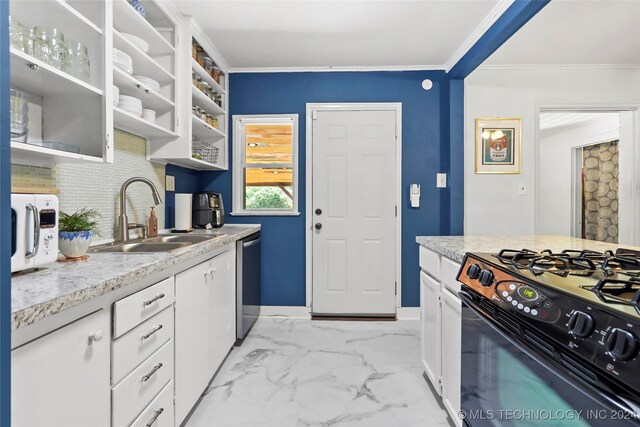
[312,109,397,316]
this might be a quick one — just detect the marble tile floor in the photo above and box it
[184,318,454,427]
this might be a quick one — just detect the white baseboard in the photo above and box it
[259,306,312,319]
[397,307,420,320]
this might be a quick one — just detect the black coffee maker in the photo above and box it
[192,192,224,228]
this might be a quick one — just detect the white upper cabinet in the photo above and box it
[149,19,230,171]
[111,0,179,142]
[9,0,113,166]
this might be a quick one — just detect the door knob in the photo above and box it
[315,208,322,215]
[315,223,322,230]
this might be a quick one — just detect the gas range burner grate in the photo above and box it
[585,278,640,310]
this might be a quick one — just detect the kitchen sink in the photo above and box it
[89,232,227,253]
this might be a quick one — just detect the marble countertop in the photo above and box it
[415,235,640,263]
[11,225,260,330]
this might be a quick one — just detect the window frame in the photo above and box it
[231,114,300,216]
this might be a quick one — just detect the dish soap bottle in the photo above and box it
[147,207,158,238]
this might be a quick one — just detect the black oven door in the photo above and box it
[459,290,640,427]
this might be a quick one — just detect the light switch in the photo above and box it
[436,173,447,188]
[410,184,420,208]
[166,175,175,192]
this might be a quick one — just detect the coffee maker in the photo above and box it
[192,192,224,228]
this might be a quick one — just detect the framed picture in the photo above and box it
[475,118,521,174]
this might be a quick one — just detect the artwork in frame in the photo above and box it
[475,118,521,174]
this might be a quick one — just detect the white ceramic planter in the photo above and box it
[58,230,94,258]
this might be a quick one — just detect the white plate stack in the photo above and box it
[134,76,160,93]
[118,95,143,117]
[142,108,156,123]
[112,86,120,107]
[113,48,133,75]
[121,33,150,53]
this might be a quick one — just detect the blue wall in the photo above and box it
[199,70,456,307]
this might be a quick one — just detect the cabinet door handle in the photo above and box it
[88,330,104,345]
[141,363,163,382]
[143,294,165,306]
[141,325,163,340]
[145,408,164,427]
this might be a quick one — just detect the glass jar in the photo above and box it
[203,57,214,74]
[206,114,214,127]
[49,28,67,70]
[202,82,211,99]
[9,17,33,55]
[32,26,53,64]
[211,117,218,129]
[192,70,198,87]
[67,41,90,82]
[210,66,222,84]
[195,47,205,67]
[192,106,198,117]
[199,109,208,122]
[214,94,222,108]
[192,39,197,60]
[10,89,29,143]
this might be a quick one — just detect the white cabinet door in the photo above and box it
[12,310,110,427]
[208,247,236,374]
[441,288,462,427]
[175,257,213,425]
[420,270,442,395]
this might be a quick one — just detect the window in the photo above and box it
[232,115,299,215]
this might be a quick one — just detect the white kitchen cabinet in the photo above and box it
[12,310,110,427]
[150,19,230,170]
[441,288,462,427]
[420,270,442,395]
[9,0,113,166]
[175,246,236,425]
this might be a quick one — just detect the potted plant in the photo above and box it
[58,208,100,259]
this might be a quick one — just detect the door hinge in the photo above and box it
[395,282,397,295]
[395,125,398,138]
[395,205,397,217]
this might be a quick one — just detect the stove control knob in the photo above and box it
[478,270,494,287]
[567,311,594,338]
[467,264,481,279]
[605,328,639,361]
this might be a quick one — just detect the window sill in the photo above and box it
[231,211,301,217]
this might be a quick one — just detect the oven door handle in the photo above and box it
[459,291,640,419]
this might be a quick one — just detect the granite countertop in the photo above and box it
[11,225,260,330]
[416,235,640,263]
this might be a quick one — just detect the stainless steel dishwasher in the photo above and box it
[236,231,261,342]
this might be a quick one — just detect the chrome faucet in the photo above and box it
[117,177,162,242]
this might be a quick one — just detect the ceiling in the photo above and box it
[539,112,619,138]
[174,0,503,70]
[485,0,640,66]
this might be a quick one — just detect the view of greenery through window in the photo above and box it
[245,186,293,209]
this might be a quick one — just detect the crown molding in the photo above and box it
[478,63,640,70]
[228,64,447,74]
[444,0,515,73]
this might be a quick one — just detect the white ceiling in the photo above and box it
[485,0,640,66]
[539,112,619,137]
[174,0,504,70]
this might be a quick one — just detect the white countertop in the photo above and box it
[11,225,260,330]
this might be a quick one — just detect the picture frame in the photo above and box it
[475,118,521,174]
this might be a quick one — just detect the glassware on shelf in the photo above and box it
[192,39,198,60]
[49,29,68,70]
[195,75,204,92]
[202,82,211,99]
[67,41,91,83]
[192,70,198,87]
[33,27,67,70]
[32,26,52,64]
[9,16,33,55]
[195,47,205,67]
[128,0,146,18]
[210,66,222,84]
[10,89,29,143]
[214,94,222,108]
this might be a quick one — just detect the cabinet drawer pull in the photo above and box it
[141,363,163,382]
[142,324,163,340]
[145,408,164,427]
[143,293,165,306]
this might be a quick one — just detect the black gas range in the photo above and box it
[457,248,640,426]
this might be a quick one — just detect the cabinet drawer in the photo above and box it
[112,339,174,427]
[419,246,440,280]
[130,380,174,427]
[112,306,174,386]
[113,277,174,339]
[441,257,462,295]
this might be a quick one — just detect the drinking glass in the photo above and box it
[10,89,29,143]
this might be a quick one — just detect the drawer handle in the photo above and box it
[145,408,164,427]
[142,324,163,340]
[141,363,163,382]
[143,293,165,306]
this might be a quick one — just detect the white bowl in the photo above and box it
[114,62,133,75]
[142,108,156,122]
[121,33,150,53]
[134,75,160,92]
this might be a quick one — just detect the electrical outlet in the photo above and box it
[517,182,527,196]
[436,173,447,188]
[166,175,175,192]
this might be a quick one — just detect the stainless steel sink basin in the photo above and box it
[145,234,227,244]
[89,232,228,253]
[90,242,190,253]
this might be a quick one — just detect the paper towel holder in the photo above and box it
[173,193,194,233]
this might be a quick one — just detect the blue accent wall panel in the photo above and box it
[449,79,465,234]
[0,0,11,422]
[200,71,449,307]
[165,164,199,228]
